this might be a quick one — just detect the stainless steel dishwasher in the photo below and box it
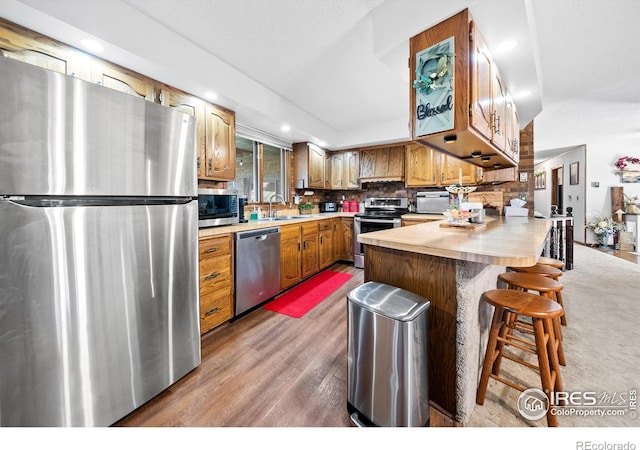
[234,227,281,316]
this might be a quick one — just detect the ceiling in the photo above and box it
[1,0,639,163]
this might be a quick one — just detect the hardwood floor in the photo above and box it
[117,263,454,427]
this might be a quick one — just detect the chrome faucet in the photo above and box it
[268,194,286,218]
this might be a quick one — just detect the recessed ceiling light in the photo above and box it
[204,92,218,101]
[281,124,291,132]
[81,39,104,53]
[496,39,517,54]
[514,90,531,99]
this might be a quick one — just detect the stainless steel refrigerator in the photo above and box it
[0,57,201,426]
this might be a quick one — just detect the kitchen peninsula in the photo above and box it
[358,216,551,425]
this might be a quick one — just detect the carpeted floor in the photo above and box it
[468,244,640,427]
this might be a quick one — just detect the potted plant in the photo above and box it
[299,202,314,215]
[587,214,625,247]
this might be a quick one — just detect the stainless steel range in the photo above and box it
[353,197,408,269]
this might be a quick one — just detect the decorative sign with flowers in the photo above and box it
[413,36,455,137]
[587,214,626,247]
[614,156,640,183]
[624,193,640,214]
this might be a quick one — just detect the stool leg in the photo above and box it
[552,317,566,366]
[477,306,504,405]
[532,318,558,427]
[556,290,567,326]
[544,318,564,398]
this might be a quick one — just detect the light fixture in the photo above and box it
[481,156,491,162]
[204,92,218,101]
[443,135,457,143]
[471,151,482,158]
[493,163,502,169]
[281,124,291,132]
[80,39,104,53]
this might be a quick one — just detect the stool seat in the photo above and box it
[498,272,563,293]
[482,289,563,319]
[537,256,565,270]
[509,264,563,278]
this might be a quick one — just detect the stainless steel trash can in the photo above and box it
[347,281,430,427]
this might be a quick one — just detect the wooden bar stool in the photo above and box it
[498,272,566,366]
[476,289,564,427]
[537,256,565,270]
[509,264,567,325]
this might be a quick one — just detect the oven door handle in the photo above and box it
[355,217,401,225]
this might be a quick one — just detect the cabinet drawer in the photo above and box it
[280,224,301,240]
[317,219,332,231]
[199,254,232,294]
[200,289,233,333]
[301,221,317,235]
[199,235,231,260]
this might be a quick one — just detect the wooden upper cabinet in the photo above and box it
[359,146,404,182]
[504,95,520,162]
[343,150,360,189]
[329,153,344,190]
[470,26,493,142]
[327,150,360,190]
[406,144,438,187]
[159,88,207,177]
[90,60,157,101]
[0,18,89,79]
[204,104,236,181]
[440,154,479,185]
[293,142,327,189]
[409,10,519,169]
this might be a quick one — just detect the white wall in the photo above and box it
[534,145,586,243]
[536,145,640,245]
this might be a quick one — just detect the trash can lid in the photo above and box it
[347,281,430,322]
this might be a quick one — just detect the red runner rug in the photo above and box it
[264,270,353,318]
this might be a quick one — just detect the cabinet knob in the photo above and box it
[203,247,218,254]
[205,272,219,281]
[204,307,221,317]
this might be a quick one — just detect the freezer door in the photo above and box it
[0,57,196,197]
[0,200,200,426]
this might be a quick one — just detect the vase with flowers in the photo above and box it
[623,193,640,214]
[587,214,625,247]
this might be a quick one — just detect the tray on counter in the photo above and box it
[439,221,486,231]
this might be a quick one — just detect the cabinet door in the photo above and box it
[280,236,302,290]
[341,218,354,262]
[319,229,333,270]
[332,218,343,261]
[360,147,404,181]
[440,155,478,185]
[160,88,207,178]
[91,60,157,101]
[301,232,319,279]
[204,104,236,180]
[0,19,89,80]
[470,23,493,141]
[491,66,507,152]
[504,95,520,162]
[406,144,438,187]
[329,153,344,190]
[308,144,326,189]
[343,150,360,189]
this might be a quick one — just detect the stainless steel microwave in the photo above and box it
[198,188,239,228]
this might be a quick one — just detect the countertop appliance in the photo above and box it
[353,197,408,269]
[234,227,281,316]
[198,188,240,228]
[0,57,200,426]
[416,191,450,214]
[319,201,338,213]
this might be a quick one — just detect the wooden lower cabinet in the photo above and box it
[341,217,354,262]
[199,234,233,334]
[318,219,333,270]
[332,218,343,261]
[301,222,319,279]
[280,224,302,291]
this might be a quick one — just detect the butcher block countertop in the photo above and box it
[358,216,551,267]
